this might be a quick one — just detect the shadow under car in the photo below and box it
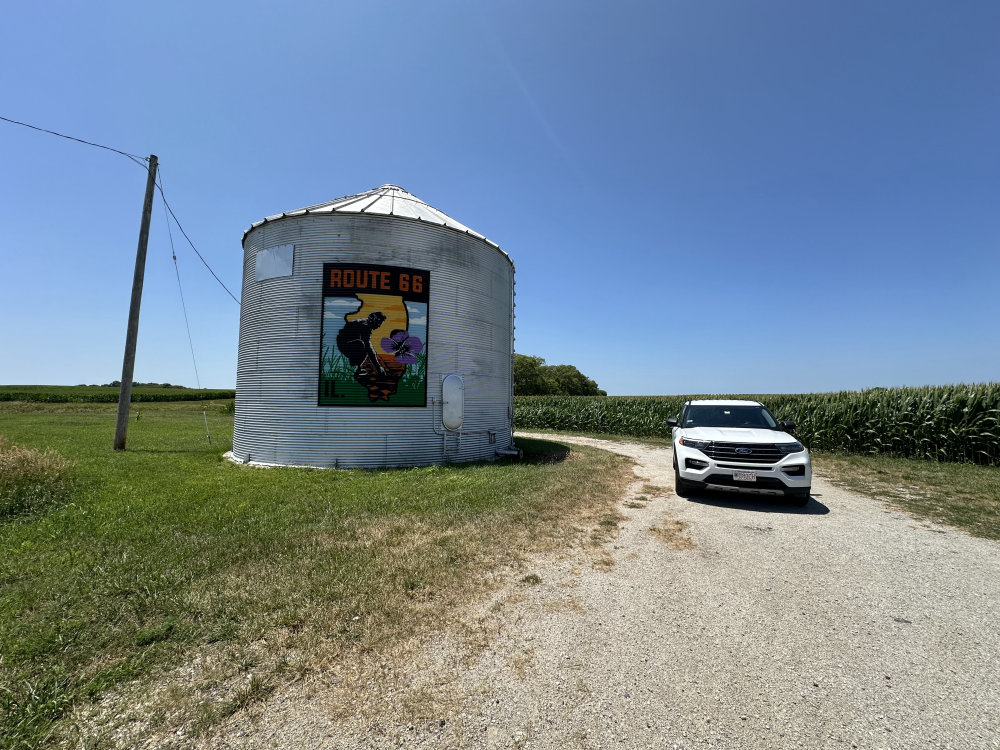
[680,490,830,515]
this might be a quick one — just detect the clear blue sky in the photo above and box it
[2,1,997,395]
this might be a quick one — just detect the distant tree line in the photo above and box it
[96,381,187,389]
[513,354,606,396]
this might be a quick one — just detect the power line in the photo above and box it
[155,182,241,306]
[0,114,148,164]
[2,113,239,307]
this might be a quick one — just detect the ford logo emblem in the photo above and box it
[735,447,753,455]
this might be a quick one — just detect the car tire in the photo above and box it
[787,488,811,507]
[674,463,693,498]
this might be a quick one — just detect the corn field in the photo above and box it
[0,386,235,403]
[515,384,1000,466]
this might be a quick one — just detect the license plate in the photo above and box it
[733,470,757,482]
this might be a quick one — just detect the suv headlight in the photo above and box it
[776,441,805,454]
[679,437,712,450]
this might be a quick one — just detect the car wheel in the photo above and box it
[787,488,811,507]
[674,463,692,498]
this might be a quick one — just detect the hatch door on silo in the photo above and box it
[442,375,464,430]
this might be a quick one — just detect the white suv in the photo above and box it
[667,399,812,505]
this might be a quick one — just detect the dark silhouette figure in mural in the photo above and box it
[335,310,408,402]
[336,311,388,379]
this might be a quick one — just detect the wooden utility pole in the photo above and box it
[114,154,158,451]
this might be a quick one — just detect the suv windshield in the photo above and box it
[683,404,779,429]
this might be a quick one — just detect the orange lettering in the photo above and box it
[399,273,409,292]
[380,271,390,290]
[412,275,423,294]
[330,269,342,287]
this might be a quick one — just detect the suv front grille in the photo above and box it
[701,442,783,464]
[705,473,788,490]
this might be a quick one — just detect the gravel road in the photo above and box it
[219,435,1000,750]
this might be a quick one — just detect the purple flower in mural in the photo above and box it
[381,330,423,365]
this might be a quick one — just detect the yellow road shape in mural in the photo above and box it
[348,294,409,357]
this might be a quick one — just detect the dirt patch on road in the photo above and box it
[648,516,696,549]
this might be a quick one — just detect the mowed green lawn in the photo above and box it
[0,401,630,748]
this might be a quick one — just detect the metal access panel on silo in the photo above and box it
[441,374,464,430]
[318,263,429,407]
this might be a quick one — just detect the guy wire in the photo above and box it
[160,170,211,442]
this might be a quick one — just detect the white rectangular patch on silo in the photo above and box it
[256,244,294,281]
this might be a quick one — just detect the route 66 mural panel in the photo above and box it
[319,263,429,406]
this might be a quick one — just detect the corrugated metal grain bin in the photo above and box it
[231,185,516,468]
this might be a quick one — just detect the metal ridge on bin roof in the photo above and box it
[243,184,502,252]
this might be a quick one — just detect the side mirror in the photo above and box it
[781,420,796,431]
[666,417,678,428]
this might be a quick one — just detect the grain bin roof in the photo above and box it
[243,184,502,251]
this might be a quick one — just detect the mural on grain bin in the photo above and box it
[319,263,428,406]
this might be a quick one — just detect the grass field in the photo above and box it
[0,400,630,748]
[812,452,1000,540]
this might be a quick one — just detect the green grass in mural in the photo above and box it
[319,348,427,406]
